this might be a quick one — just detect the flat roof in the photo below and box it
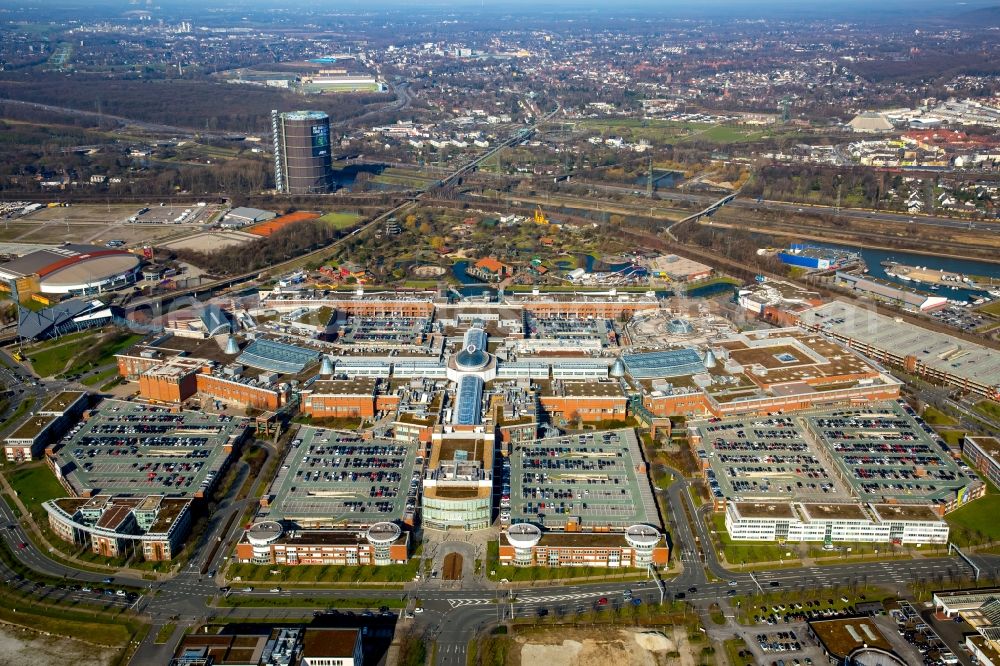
[508,428,660,531]
[966,436,1000,462]
[694,402,976,506]
[302,628,358,659]
[540,379,625,398]
[40,390,86,415]
[7,414,57,441]
[308,377,377,396]
[809,617,893,659]
[52,399,247,497]
[261,425,417,528]
[800,503,869,521]
[799,300,1000,388]
[730,502,796,519]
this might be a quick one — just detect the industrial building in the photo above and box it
[933,589,1000,666]
[835,272,948,312]
[272,110,334,194]
[0,243,141,300]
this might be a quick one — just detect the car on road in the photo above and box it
[632,598,642,606]
[115,589,126,597]
[537,608,549,617]
[727,590,738,596]
[413,607,424,614]
[597,597,609,606]
[242,586,254,592]
[728,580,737,586]
[102,577,113,584]
[18,542,27,549]
[688,586,698,593]
[269,587,281,593]
[770,581,780,587]
[673,592,686,600]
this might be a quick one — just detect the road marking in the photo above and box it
[447,598,492,608]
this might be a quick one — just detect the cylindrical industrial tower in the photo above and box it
[272,110,334,194]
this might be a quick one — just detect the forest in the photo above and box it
[0,73,389,134]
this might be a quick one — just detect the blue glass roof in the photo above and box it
[622,348,705,379]
[237,338,321,374]
[454,375,484,425]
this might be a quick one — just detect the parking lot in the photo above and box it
[696,415,849,503]
[804,404,973,504]
[928,303,988,333]
[260,426,418,528]
[51,400,249,497]
[694,401,977,506]
[507,428,660,530]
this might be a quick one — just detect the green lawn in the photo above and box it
[922,406,958,426]
[27,330,142,378]
[684,125,771,144]
[81,367,120,386]
[946,494,1000,546]
[217,595,406,609]
[154,623,177,644]
[226,560,418,584]
[973,400,1000,423]
[27,333,100,377]
[6,465,65,523]
[318,211,363,229]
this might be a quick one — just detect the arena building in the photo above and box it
[0,244,141,299]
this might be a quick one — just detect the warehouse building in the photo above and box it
[797,300,1000,400]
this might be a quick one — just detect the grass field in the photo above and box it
[6,464,65,523]
[946,494,1000,546]
[27,330,143,378]
[922,406,959,426]
[973,400,1000,423]
[226,560,418,584]
[724,638,754,666]
[318,211,363,229]
[81,367,120,387]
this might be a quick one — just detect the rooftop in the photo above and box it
[799,301,1000,389]
[809,617,893,659]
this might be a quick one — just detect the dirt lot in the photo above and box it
[0,623,119,666]
[513,626,700,666]
[161,231,259,252]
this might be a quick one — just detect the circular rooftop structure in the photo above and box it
[281,110,329,122]
[454,344,490,371]
[666,318,695,335]
[365,522,402,546]
[506,523,542,548]
[609,357,626,378]
[625,524,661,548]
[246,520,283,546]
